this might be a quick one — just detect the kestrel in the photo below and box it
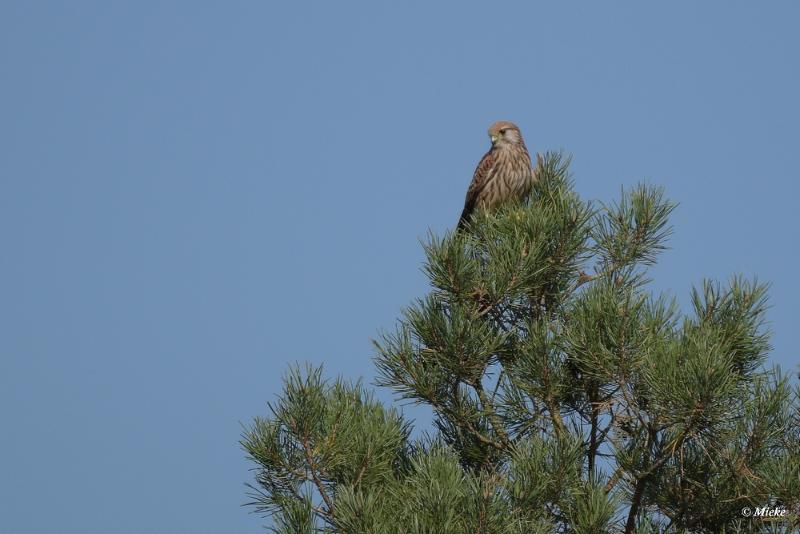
[457,121,535,230]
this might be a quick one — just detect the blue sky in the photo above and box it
[1,2,798,532]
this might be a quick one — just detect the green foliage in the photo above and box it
[243,153,800,532]
[241,364,411,530]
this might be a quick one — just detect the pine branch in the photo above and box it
[474,379,510,447]
[300,435,335,522]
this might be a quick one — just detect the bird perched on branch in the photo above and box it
[457,121,536,230]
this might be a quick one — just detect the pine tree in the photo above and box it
[241,153,800,533]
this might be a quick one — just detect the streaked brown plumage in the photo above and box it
[457,121,535,230]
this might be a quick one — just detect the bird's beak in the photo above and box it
[490,134,498,143]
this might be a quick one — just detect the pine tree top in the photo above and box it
[243,152,800,533]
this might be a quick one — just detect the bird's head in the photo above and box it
[488,120,523,147]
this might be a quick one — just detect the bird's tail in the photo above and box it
[456,208,472,232]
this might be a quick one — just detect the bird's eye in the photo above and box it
[499,129,506,135]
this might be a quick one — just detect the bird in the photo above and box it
[457,121,535,230]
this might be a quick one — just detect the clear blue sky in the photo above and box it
[1,2,798,532]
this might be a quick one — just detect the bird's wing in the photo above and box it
[458,149,496,229]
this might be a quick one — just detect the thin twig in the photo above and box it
[300,436,335,519]
[427,395,506,450]
[475,380,511,446]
